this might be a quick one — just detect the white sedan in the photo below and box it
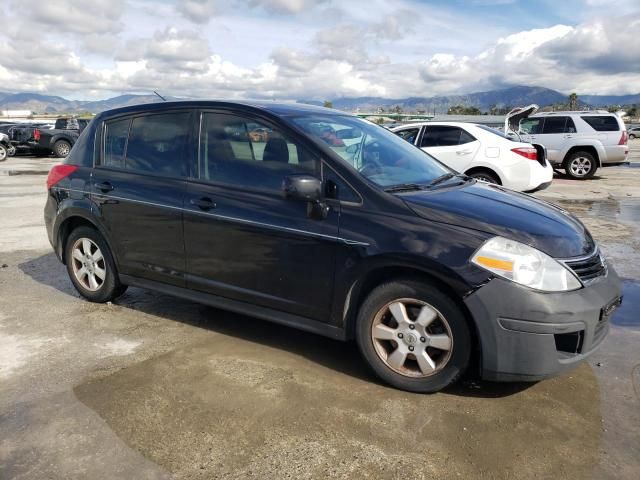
[391,122,553,192]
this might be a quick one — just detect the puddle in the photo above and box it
[611,280,640,327]
[556,198,640,224]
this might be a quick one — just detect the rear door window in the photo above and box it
[421,126,466,147]
[542,116,568,134]
[125,112,191,176]
[581,116,620,131]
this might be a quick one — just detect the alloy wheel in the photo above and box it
[370,298,454,378]
[71,238,106,291]
[56,142,71,156]
[569,157,592,177]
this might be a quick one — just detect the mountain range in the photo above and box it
[0,86,638,115]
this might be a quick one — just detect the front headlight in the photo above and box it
[471,236,582,292]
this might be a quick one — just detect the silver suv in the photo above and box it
[506,105,629,179]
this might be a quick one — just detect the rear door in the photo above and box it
[91,110,193,287]
[535,116,573,163]
[420,125,480,172]
[183,110,340,321]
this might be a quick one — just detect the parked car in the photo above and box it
[45,100,622,393]
[627,126,640,140]
[391,122,553,192]
[38,117,91,157]
[5,118,90,157]
[506,105,629,179]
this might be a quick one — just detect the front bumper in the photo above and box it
[464,266,622,381]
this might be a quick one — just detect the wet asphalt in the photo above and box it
[1,147,639,479]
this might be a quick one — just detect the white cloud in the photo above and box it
[0,1,638,101]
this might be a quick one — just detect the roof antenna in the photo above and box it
[153,91,167,102]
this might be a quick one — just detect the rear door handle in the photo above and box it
[190,197,216,211]
[456,149,472,155]
[564,135,573,138]
[95,181,114,192]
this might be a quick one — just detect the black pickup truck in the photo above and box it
[7,117,91,157]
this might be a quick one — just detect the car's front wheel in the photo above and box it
[356,280,471,393]
[468,170,499,184]
[564,151,597,179]
[65,226,127,302]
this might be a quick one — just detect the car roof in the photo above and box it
[96,100,347,120]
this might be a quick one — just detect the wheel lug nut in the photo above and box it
[398,333,403,339]
[409,324,415,330]
[420,337,426,343]
[409,346,414,351]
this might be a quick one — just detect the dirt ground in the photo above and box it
[1,143,639,479]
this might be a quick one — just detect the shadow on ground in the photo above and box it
[18,252,532,398]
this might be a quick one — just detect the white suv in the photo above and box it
[506,105,629,179]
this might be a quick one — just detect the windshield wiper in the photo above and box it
[383,183,426,193]
[426,172,457,188]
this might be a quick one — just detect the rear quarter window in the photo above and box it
[581,116,620,132]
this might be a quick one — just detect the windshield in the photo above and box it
[289,114,451,188]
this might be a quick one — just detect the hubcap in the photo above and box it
[0,147,6,160]
[570,157,591,177]
[71,238,106,292]
[58,143,70,156]
[371,298,454,378]
[474,174,496,183]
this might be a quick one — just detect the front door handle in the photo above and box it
[456,149,472,155]
[95,181,114,192]
[190,197,216,211]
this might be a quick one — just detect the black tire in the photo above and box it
[0,144,7,162]
[468,170,499,184]
[53,140,72,158]
[356,279,471,393]
[630,134,636,140]
[563,151,597,179]
[7,145,16,157]
[65,226,127,303]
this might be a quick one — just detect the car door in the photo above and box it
[534,116,572,163]
[420,125,479,172]
[183,110,340,322]
[91,110,193,287]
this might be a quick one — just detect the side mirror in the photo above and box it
[282,175,322,202]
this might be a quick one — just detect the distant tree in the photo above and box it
[625,105,638,117]
[607,106,620,113]
[448,105,481,115]
[569,92,578,110]
[374,117,385,125]
[323,100,333,109]
[392,105,403,114]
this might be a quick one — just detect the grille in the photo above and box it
[564,251,606,283]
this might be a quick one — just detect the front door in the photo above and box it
[91,110,193,286]
[183,111,340,321]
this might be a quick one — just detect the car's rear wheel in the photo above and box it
[65,226,127,302]
[54,140,72,158]
[468,170,499,184]
[0,145,7,162]
[7,145,16,157]
[564,151,597,179]
[356,280,471,393]
[630,134,636,140]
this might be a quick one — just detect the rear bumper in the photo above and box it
[464,265,622,382]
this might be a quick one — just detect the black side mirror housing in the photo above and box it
[283,175,322,202]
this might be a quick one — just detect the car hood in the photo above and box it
[403,181,595,258]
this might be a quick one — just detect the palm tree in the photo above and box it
[569,93,578,110]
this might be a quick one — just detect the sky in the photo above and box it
[0,0,638,101]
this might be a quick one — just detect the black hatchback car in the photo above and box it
[45,101,622,392]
